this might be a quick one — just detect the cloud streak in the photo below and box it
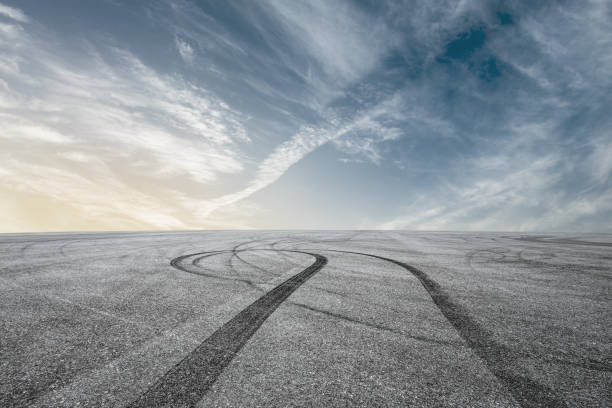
[0,3,27,22]
[1,0,610,232]
[0,5,252,230]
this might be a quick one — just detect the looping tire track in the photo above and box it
[128,246,566,408]
[127,249,326,408]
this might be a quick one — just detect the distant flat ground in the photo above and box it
[0,231,610,407]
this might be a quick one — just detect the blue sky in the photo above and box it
[1,0,611,231]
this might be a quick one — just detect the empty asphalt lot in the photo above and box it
[1,231,610,407]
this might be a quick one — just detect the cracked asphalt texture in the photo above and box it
[0,231,610,407]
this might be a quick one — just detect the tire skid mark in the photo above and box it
[306,285,432,319]
[188,245,418,319]
[234,251,275,276]
[468,246,612,281]
[226,239,261,277]
[308,249,568,408]
[127,250,327,408]
[269,240,307,267]
[231,239,277,277]
[237,242,570,407]
[132,246,567,408]
[3,241,176,278]
[174,251,258,289]
[293,302,460,348]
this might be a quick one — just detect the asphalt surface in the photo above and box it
[0,231,610,407]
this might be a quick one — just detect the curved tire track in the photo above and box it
[130,246,567,408]
[127,250,326,408]
[276,247,568,408]
[316,249,568,408]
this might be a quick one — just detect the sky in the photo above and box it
[0,0,611,232]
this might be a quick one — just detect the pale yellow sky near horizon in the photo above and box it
[2,1,611,233]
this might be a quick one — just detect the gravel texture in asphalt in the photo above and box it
[0,231,610,407]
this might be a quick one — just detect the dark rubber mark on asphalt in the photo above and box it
[127,250,327,408]
[293,302,460,348]
[133,246,567,408]
[302,248,569,408]
[173,250,258,288]
[230,239,276,277]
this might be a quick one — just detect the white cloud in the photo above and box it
[0,3,28,22]
[0,114,73,143]
[2,1,395,230]
[194,126,335,217]
[192,109,386,217]
[3,1,609,232]
[0,8,251,230]
[263,0,395,86]
[331,93,453,164]
[332,117,403,164]
[379,132,611,232]
[0,19,248,178]
[380,156,562,231]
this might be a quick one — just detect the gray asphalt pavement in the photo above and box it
[0,231,610,407]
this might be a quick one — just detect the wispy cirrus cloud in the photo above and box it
[371,0,612,232]
[0,4,251,230]
[0,2,27,22]
[139,0,405,219]
[1,0,611,231]
[263,0,394,84]
[195,117,360,218]
[1,0,398,230]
